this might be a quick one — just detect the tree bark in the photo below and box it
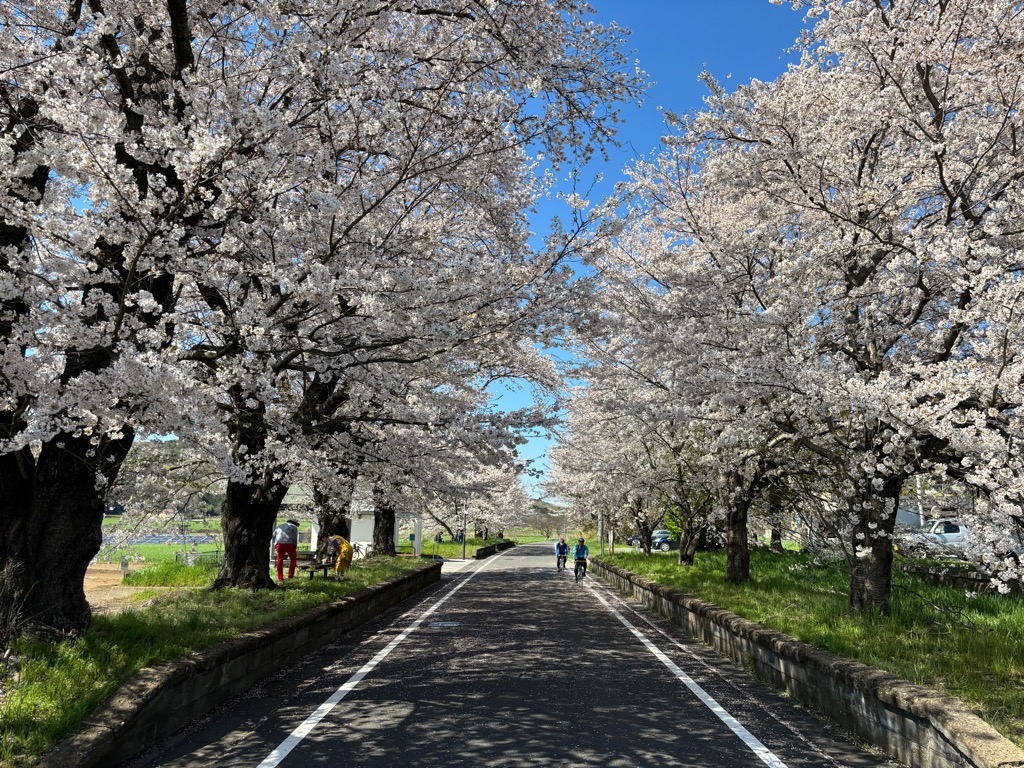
[849,473,904,615]
[770,526,784,553]
[677,513,707,566]
[629,496,654,555]
[213,391,288,589]
[720,463,764,584]
[314,479,353,547]
[678,530,701,565]
[0,432,133,641]
[372,484,397,556]
[724,494,752,583]
[214,477,288,590]
[724,473,757,585]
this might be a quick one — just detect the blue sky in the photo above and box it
[499,1,812,498]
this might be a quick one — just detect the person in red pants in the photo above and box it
[271,518,300,582]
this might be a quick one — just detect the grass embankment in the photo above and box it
[0,557,426,765]
[606,549,1024,748]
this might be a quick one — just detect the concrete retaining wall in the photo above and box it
[41,562,442,768]
[473,540,516,559]
[592,559,1024,768]
[898,564,1022,596]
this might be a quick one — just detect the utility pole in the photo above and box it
[462,505,468,560]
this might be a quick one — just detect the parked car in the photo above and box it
[627,529,673,549]
[629,530,678,551]
[896,519,969,558]
[650,531,678,552]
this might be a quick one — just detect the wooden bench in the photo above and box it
[298,562,334,579]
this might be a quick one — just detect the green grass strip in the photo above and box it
[122,561,220,587]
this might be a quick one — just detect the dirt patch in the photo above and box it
[85,563,174,616]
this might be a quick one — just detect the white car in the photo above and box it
[897,519,969,557]
[922,519,969,546]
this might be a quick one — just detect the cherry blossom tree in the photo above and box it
[1,0,225,639]
[568,0,1023,614]
[548,376,680,555]
[1,0,642,634]
[168,0,641,589]
[697,0,1024,612]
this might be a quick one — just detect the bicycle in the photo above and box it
[574,557,587,583]
[556,554,567,573]
[352,542,374,559]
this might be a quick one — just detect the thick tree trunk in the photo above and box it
[724,496,751,583]
[720,459,769,584]
[720,468,758,584]
[629,496,654,555]
[314,481,353,547]
[0,433,133,641]
[372,508,396,556]
[849,474,904,615]
[678,522,704,566]
[214,478,288,590]
[214,389,290,589]
[770,526,784,553]
[372,485,397,556]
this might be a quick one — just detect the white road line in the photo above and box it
[257,553,505,768]
[588,583,789,768]
[588,579,846,768]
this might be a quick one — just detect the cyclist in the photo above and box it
[572,537,589,581]
[555,537,569,572]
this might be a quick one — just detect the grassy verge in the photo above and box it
[605,548,1024,748]
[0,557,426,765]
[122,561,220,587]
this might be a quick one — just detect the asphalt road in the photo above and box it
[126,544,895,768]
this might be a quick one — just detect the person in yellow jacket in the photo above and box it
[325,534,354,579]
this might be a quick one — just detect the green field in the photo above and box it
[97,542,222,566]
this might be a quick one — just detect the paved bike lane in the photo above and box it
[128,545,895,767]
